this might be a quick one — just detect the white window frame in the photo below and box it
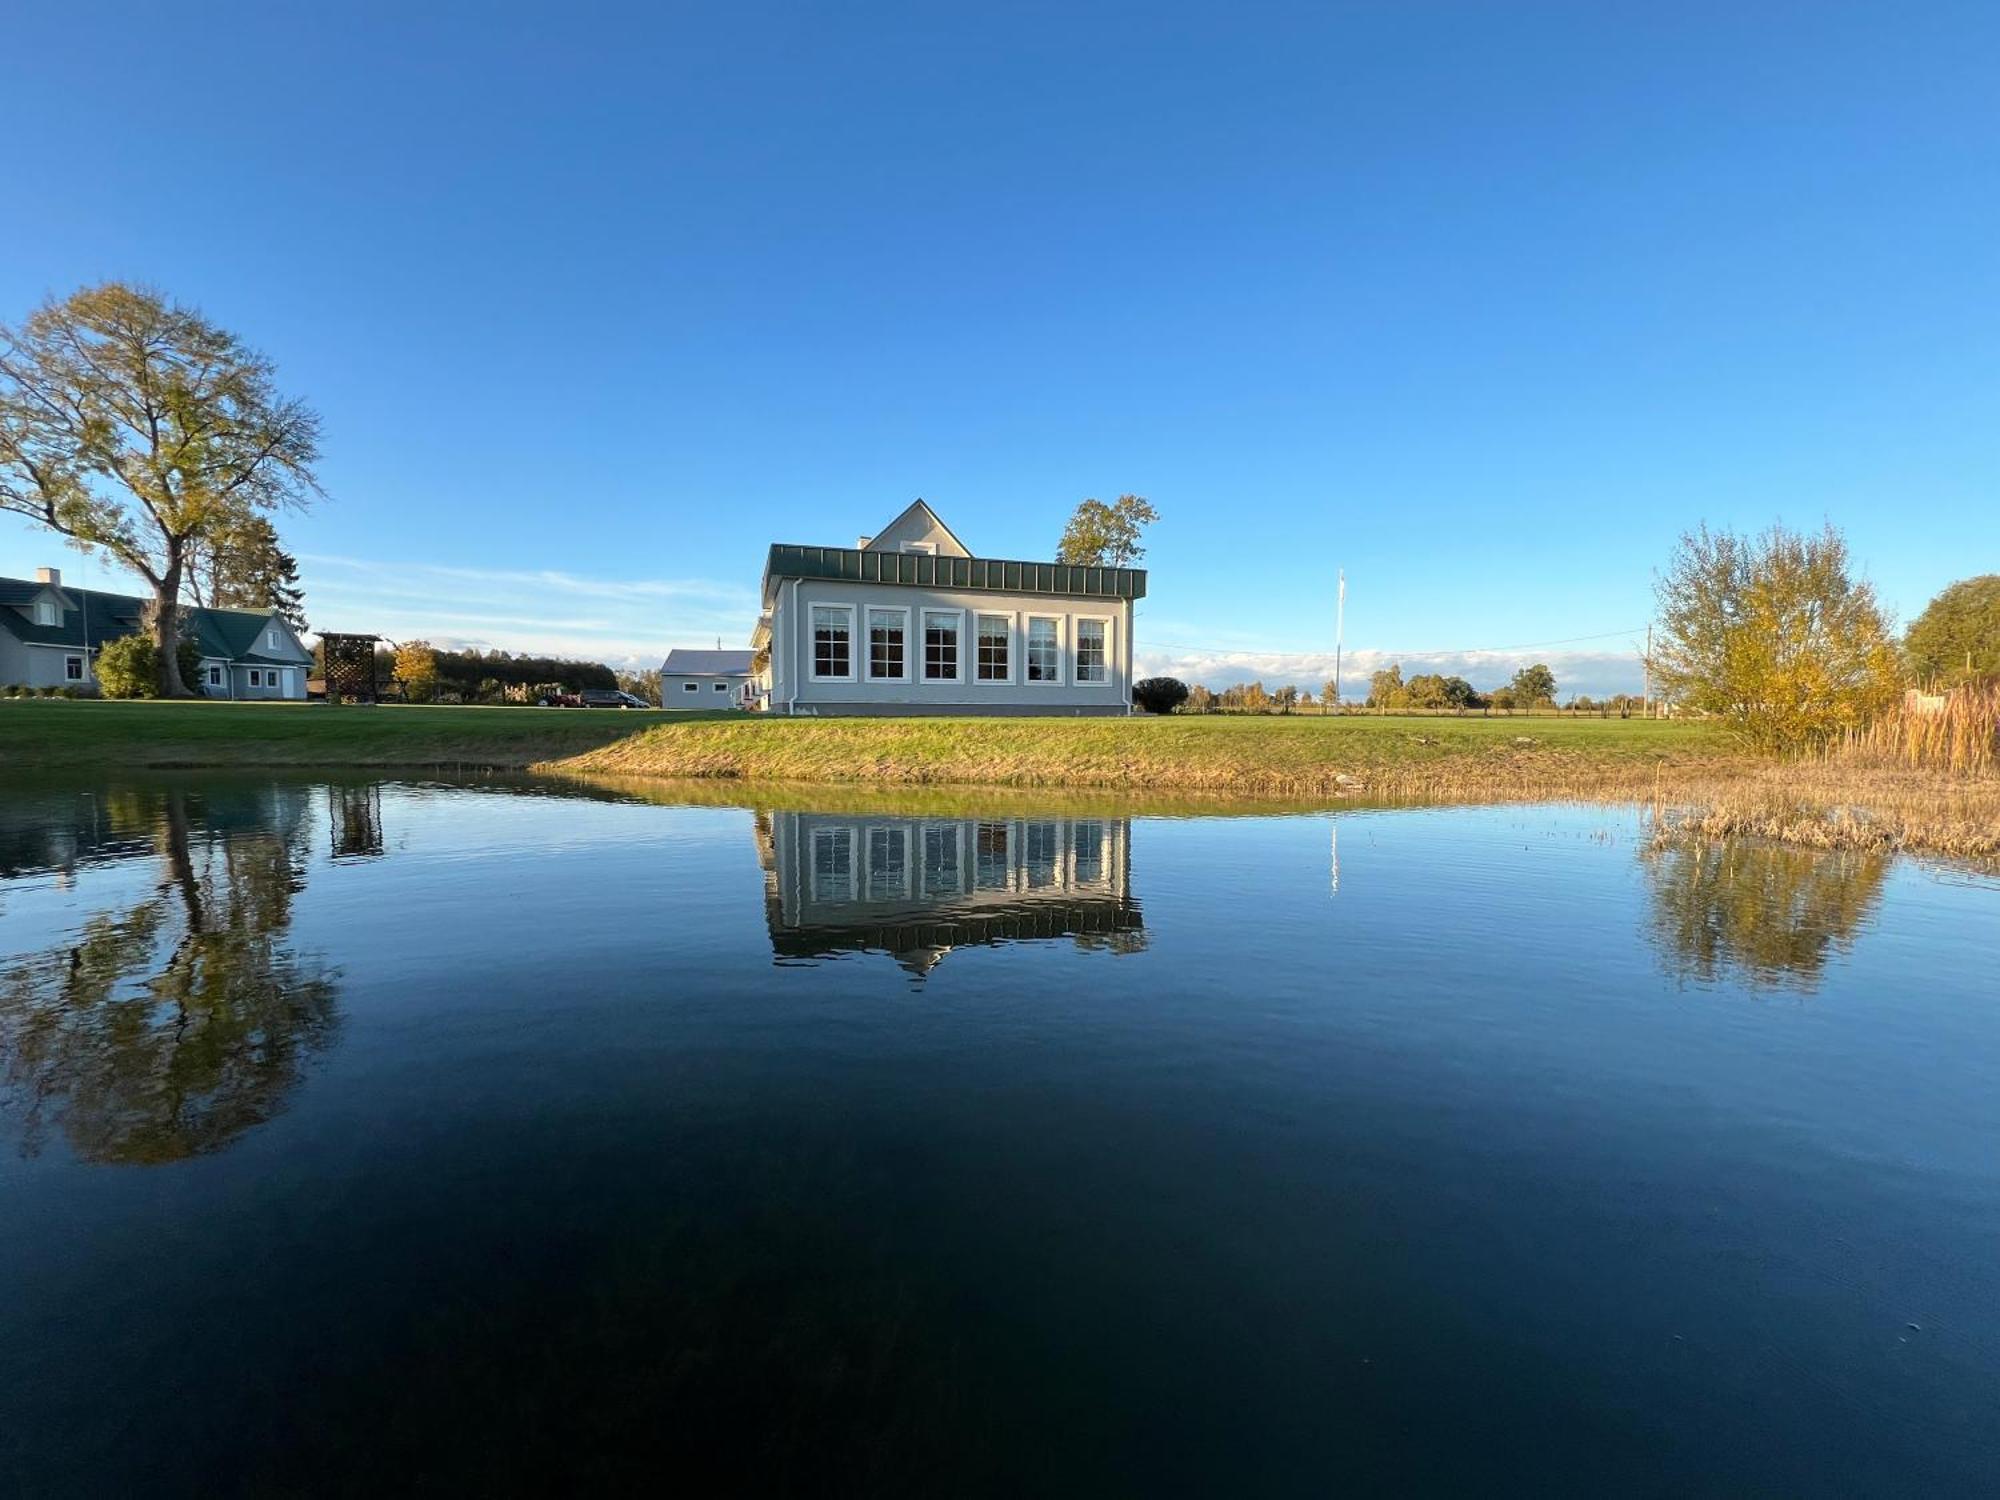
[1024,614,1065,686]
[683,681,699,694]
[865,824,911,901]
[1073,614,1114,686]
[248,669,262,688]
[33,599,59,627]
[207,664,223,688]
[900,541,937,555]
[810,826,855,901]
[713,681,729,693]
[64,655,84,681]
[866,604,913,684]
[807,602,858,683]
[266,627,282,651]
[920,607,966,685]
[974,611,1015,686]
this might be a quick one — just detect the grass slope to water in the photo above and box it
[552,711,1728,797]
[0,698,718,770]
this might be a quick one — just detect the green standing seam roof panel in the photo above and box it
[764,545,1146,600]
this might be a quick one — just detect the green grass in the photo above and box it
[0,698,1729,796]
[0,698,724,770]
[557,709,1732,797]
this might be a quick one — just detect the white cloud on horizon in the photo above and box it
[1136,647,1646,701]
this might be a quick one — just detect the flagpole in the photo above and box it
[1334,569,1345,706]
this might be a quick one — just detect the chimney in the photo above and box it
[856,535,873,549]
[36,566,60,588]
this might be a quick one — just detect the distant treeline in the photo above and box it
[367,645,617,701]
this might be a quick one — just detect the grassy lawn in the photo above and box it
[556,708,1734,796]
[0,698,721,770]
[0,697,1729,793]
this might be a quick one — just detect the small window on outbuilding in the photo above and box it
[683,682,699,693]
[714,682,728,692]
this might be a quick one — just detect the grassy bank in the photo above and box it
[0,698,714,770]
[549,712,1732,797]
[5,700,1992,863]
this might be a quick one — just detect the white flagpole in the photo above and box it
[1334,569,1345,706]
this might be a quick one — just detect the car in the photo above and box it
[535,691,584,708]
[579,689,650,709]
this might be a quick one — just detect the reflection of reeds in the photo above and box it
[1832,682,1999,775]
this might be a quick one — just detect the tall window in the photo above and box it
[977,615,1010,682]
[64,656,84,681]
[923,611,959,681]
[207,665,223,687]
[868,609,906,680]
[867,827,908,899]
[33,599,58,626]
[1026,618,1061,683]
[812,606,851,678]
[1075,619,1108,683]
[811,827,853,898]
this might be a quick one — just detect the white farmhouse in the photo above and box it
[751,501,1145,716]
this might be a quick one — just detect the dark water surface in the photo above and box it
[2,775,1997,1497]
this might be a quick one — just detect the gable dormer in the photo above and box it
[861,499,971,559]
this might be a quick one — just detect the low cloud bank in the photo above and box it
[1135,647,1645,702]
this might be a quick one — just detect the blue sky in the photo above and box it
[3,0,1995,696]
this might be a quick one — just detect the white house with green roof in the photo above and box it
[0,566,314,698]
[751,500,1146,716]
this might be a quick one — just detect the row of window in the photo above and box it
[681,681,733,693]
[810,607,1111,686]
[808,818,1111,901]
[53,658,291,689]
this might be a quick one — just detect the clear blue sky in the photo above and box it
[3,0,1995,695]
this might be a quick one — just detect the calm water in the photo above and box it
[2,776,1997,1497]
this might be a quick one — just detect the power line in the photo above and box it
[1144,625,1649,663]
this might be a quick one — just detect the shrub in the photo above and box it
[95,634,203,698]
[1133,677,1191,714]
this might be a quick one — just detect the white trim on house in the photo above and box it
[865,604,913,684]
[919,607,967,685]
[808,601,859,684]
[974,609,1015,686]
[1024,613,1065,687]
[1073,613,1113,685]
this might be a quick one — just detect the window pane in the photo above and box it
[1076,619,1107,683]
[867,827,907,899]
[812,607,850,678]
[812,827,853,896]
[868,609,905,679]
[977,615,1009,681]
[1027,619,1060,682]
[923,611,959,680]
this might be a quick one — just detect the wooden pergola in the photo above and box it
[317,633,381,703]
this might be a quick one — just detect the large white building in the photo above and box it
[752,501,1146,716]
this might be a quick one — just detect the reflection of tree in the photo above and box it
[1642,839,1891,993]
[0,790,339,1164]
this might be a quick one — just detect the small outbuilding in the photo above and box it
[661,647,759,710]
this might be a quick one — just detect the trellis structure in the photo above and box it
[318,633,381,703]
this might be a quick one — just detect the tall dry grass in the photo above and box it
[1832,681,1999,775]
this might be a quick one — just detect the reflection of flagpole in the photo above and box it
[1334,569,1345,705]
[1329,821,1339,897]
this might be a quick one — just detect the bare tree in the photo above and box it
[0,284,322,695]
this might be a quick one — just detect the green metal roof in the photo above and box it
[763,544,1146,602]
[0,577,308,662]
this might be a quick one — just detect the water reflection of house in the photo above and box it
[756,811,1143,977]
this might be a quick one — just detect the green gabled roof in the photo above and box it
[763,545,1146,602]
[0,582,147,649]
[0,576,308,662]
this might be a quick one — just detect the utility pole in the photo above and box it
[1644,624,1652,719]
[1334,569,1345,708]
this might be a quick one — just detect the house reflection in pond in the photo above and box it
[756,811,1143,977]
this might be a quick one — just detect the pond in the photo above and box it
[1,774,1997,1496]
